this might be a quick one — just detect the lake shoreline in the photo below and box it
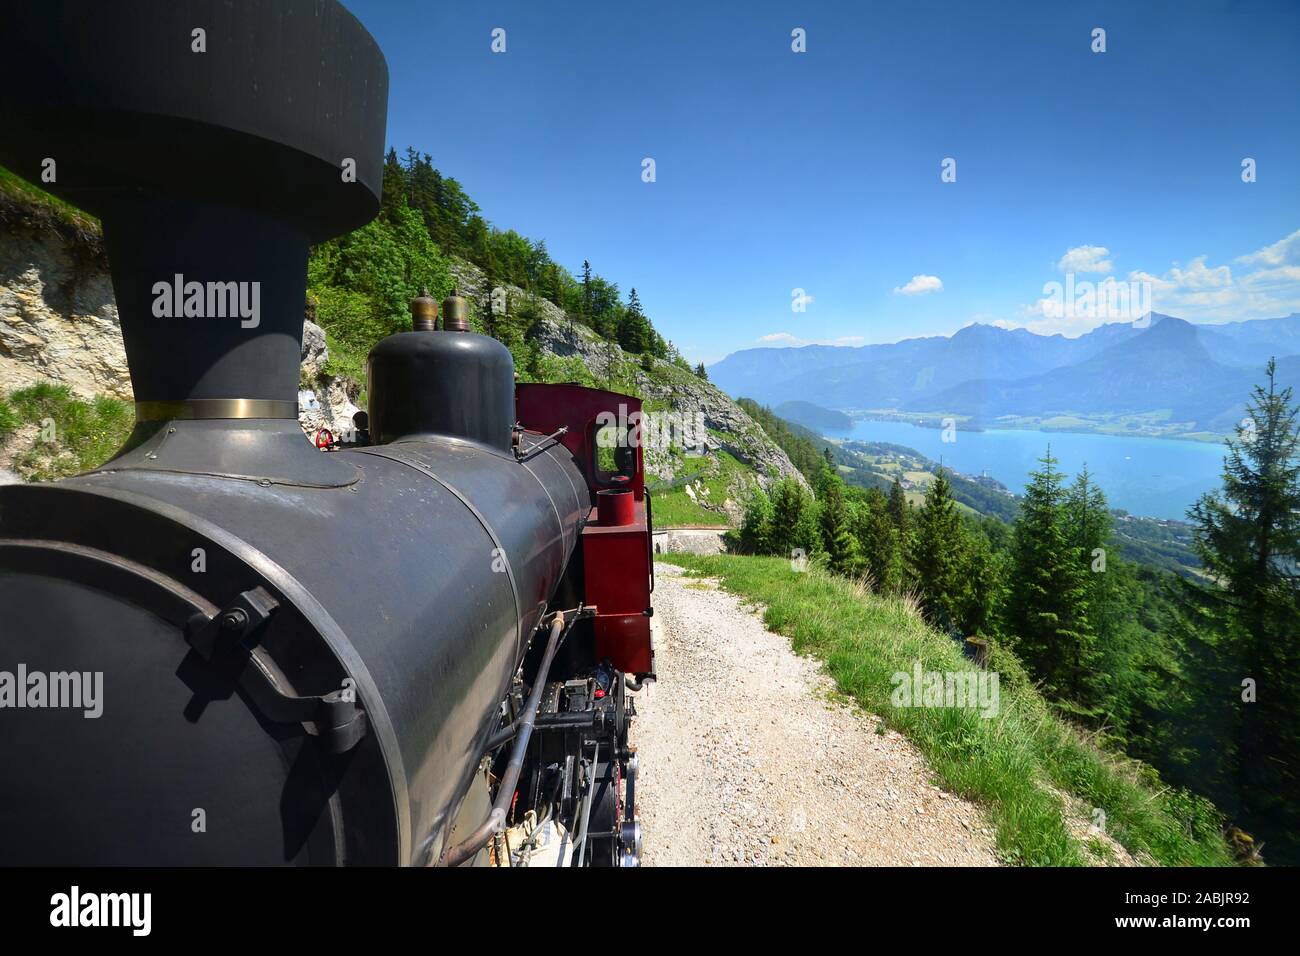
[840,410,1231,445]
[821,418,1228,522]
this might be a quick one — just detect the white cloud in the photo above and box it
[1242,265,1300,287]
[1130,256,1232,292]
[1056,245,1114,274]
[757,332,867,348]
[1000,232,1300,336]
[894,274,943,296]
[1235,229,1300,268]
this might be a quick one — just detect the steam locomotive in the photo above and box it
[0,0,654,866]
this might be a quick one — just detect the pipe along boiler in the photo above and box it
[0,0,655,866]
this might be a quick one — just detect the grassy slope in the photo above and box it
[0,166,102,249]
[649,450,754,528]
[0,384,132,480]
[658,552,1236,867]
[650,486,725,527]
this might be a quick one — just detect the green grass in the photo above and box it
[648,450,757,529]
[650,488,728,527]
[0,383,132,480]
[0,165,101,234]
[658,552,1238,867]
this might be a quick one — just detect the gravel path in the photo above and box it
[632,564,1001,867]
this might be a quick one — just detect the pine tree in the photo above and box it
[1178,358,1300,855]
[580,260,593,323]
[953,528,1002,638]
[1088,554,1163,741]
[854,489,902,593]
[817,473,860,575]
[1063,466,1151,723]
[769,478,818,560]
[887,476,909,533]
[1061,467,1109,706]
[737,490,775,555]
[618,288,650,354]
[380,147,406,222]
[694,362,708,381]
[1006,448,1093,697]
[907,469,967,629]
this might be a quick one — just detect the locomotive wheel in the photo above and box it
[616,668,631,750]
[582,756,620,867]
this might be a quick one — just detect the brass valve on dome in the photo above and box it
[442,290,470,332]
[410,288,438,332]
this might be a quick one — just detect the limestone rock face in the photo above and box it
[300,318,329,380]
[297,325,361,443]
[0,230,130,399]
[651,528,727,555]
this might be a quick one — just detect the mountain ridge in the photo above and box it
[709,312,1300,437]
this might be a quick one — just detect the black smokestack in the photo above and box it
[0,0,387,420]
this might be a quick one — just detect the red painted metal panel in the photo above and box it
[517,382,655,675]
[582,502,654,674]
[515,383,645,499]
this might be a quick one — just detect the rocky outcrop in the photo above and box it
[297,319,362,441]
[0,227,130,399]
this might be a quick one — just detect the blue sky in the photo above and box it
[347,0,1300,363]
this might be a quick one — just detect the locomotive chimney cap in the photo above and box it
[0,0,389,421]
[0,0,388,240]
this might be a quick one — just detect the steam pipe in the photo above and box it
[481,707,606,753]
[440,609,570,867]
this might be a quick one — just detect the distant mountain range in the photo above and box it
[709,313,1300,437]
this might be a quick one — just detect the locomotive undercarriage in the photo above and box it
[484,613,642,867]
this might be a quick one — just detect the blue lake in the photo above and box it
[825,420,1231,522]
